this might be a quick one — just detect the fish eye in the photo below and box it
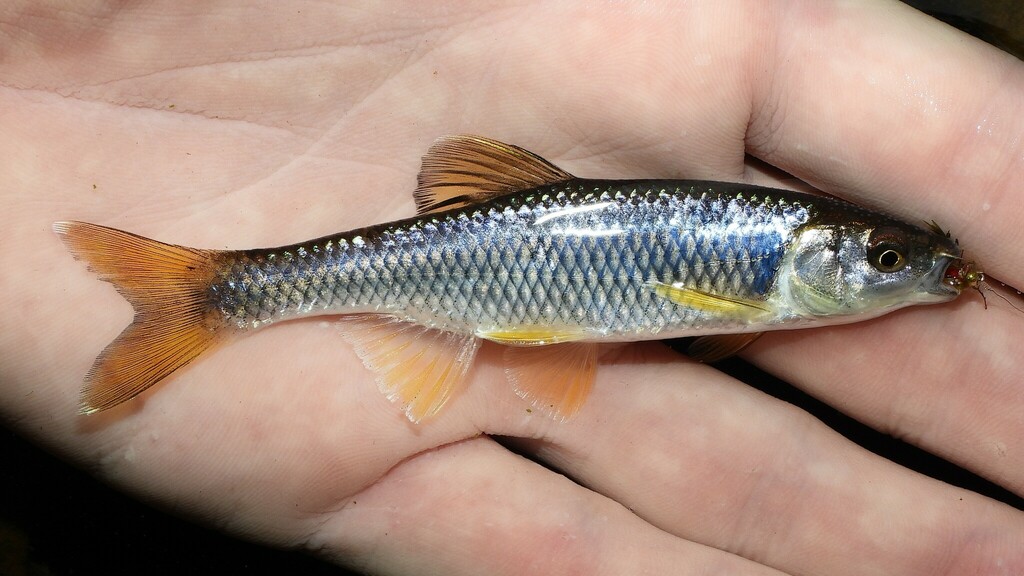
[867,227,909,273]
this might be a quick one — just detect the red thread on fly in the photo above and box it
[928,220,1022,312]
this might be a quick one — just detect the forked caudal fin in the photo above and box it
[54,221,229,414]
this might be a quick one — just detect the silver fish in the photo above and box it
[55,135,972,422]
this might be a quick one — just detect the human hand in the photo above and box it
[2,1,1022,574]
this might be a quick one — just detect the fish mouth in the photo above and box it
[923,256,961,298]
[928,281,960,298]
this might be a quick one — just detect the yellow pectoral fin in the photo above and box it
[649,281,772,318]
[477,326,590,346]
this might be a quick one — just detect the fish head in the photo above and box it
[779,218,962,318]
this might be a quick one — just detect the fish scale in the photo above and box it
[210,182,810,339]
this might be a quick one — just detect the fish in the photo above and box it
[55,135,976,422]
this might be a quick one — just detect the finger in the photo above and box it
[737,0,1024,495]
[745,286,1024,496]
[495,346,1024,576]
[314,435,789,576]
[745,0,1024,289]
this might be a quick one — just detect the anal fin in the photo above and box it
[338,315,481,423]
[504,342,598,421]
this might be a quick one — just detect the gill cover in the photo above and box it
[783,222,960,318]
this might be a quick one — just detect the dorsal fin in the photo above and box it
[414,135,574,214]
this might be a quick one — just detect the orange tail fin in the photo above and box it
[53,221,229,414]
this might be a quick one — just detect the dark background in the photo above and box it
[2,2,1022,574]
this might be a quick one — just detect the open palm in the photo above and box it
[2,1,1023,574]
